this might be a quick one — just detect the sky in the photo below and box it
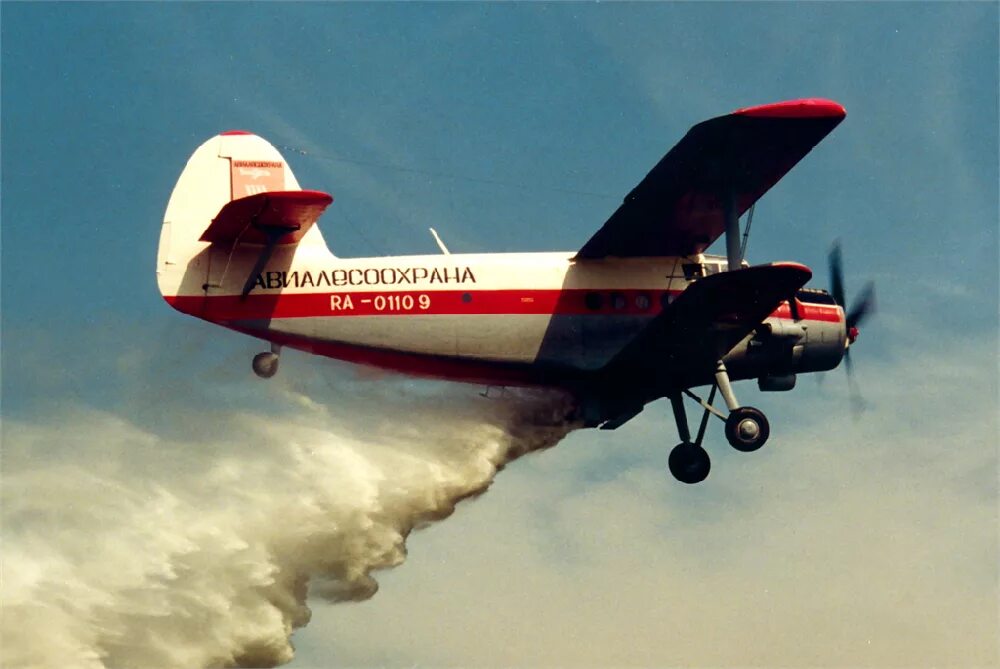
[2,3,998,668]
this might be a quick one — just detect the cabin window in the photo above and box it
[660,292,675,309]
[682,263,706,280]
[585,292,603,310]
[610,292,627,310]
[635,293,651,311]
[461,292,473,303]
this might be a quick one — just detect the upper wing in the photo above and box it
[600,262,813,387]
[576,99,846,259]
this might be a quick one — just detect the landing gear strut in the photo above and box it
[712,360,769,453]
[666,361,770,484]
[252,343,281,379]
[667,392,711,484]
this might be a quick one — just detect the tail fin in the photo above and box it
[156,131,332,307]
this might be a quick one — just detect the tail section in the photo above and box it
[157,131,333,311]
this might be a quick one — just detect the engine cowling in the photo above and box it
[723,313,846,383]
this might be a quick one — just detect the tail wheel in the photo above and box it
[252,352,279,379]
[668,442,711,484]
[725,407,769,452]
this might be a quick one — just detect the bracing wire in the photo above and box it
[276,144,618,201]
[739,203,755,261]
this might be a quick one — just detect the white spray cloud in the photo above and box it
[1,374,574,669]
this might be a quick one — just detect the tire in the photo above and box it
[252,352,279,379]
[725,407,770,452]
[668,442,711,484]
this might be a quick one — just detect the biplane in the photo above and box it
[157,98,873,483]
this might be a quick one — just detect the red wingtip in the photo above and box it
[733,98,846,119]
[220,129,254,136]
[770,260,814,277]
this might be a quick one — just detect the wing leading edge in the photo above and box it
[576,99,846,260]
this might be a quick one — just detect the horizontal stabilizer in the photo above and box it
[199,190,333,246]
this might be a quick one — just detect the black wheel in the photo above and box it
[252,352,279,379]
[725,406,770,452]
[668,442,711,484]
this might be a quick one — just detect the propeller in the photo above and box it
[828,241,877,409]
[846,281,876,333]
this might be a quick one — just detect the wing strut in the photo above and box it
[723,189,741,270]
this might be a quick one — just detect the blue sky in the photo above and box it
[2,3,997,668]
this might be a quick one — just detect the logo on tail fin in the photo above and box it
[239,167,272,180]
[231,160,285,198]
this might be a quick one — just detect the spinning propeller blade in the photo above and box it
[846,280,876,331]
[829,241,846,309]
[828,241,876,411]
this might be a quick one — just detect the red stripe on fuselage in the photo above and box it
[164,289,843,323]
[166,289,671,320]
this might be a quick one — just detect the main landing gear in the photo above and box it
[252,343,282,379]
[667,361,770,484]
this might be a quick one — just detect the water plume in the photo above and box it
[1,372,576,669]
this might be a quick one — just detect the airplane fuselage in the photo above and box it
[161,246,846,389]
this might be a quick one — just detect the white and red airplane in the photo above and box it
[157,98,873,484]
